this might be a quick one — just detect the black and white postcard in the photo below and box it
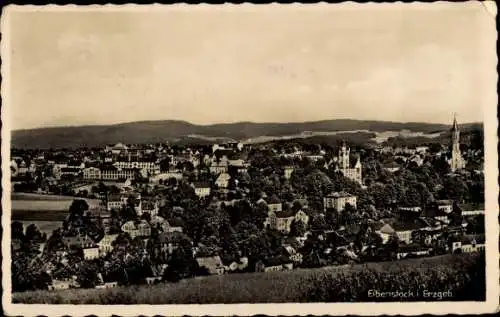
[1,2,498,316]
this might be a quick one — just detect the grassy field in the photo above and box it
[12,253,485,304]
[10,193,100,221]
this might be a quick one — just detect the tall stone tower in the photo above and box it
[450,114,465,172]
[339,141,350,169]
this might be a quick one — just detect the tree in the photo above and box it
[12,221,25,241]
[290,219,306,237]
[76,261,100,288]
[25,223,46,243]
[69,199,89,221]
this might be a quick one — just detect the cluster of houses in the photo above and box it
[11,119,486,291]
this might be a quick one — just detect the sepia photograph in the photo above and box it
[1,2,498,316]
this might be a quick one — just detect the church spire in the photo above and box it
[451,113,458,132]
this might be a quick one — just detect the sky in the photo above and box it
[4,2,497,130]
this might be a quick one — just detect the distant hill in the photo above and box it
[11,119,482,149]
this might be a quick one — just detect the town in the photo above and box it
[10,116,485,292]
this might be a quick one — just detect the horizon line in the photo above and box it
[12,117,483,132]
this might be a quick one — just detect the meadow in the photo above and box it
[10,193,100,221]
[12,253,485,304]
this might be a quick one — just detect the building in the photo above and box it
[192,182,211,198]
[195,256,226,275]
[137,199,159,217]
[121,220,151,239]
[396,244,432,260]
[83,245,100,260]
[336,142,362,184]
[106,143,129,155]
[451,234,485,253]
[114,160,160,175]
[391,220,431,244]
[323,191,357,212]
[255,257,294,272]
[283,166,294,180]
[63,235,99,260]
[48,278,80,290]
[83,167,101,180]
[294,210,310,226]
[101,166,139,181]
[150,171,184,183]
[383,162,401,173]
[375,223,395,244]
[448,114,466,172]
[436,200,454,213]
[97,234,119,256]
[265,210,295,234]
[215,173,231,189]
[209,156,229,174]
[156,232,191,256]
[265,195,283,213]
[106,194,126,211]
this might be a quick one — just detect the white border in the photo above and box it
[1,3,499,316]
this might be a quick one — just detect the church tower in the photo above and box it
[450,114,465,172]
[339,141,350,169]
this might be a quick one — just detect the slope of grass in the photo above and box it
[12,253,485,304]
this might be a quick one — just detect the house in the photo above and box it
[282,239,303,264]
[294,210,310,226]
[97,234,119,256]
[255,256,294,272]
[106,142,129,154]
[266,195,282,212]
[408,154,424,167]
[63,234,95,249]
[396,244,432,260]
[150,171,184,183]
[63,235,99,260]
[100,166,139,181]
[425,207,451,224]
[121,220,151,239]
[222,257,249,272]
[391,220,431,244]
[195,255,226,275]
[215,173,231,189]
[398,206,422,221]
[137,199,159,217]
[323,191,357,212]
[83,245,100,260]
[95,273,119,289]
[83,167,101,180]
[283,166,295,180]
[451,234,485,253]
[434,200,454,213]
[375,223,395,244]
[192,182,211,198]
[264,210,295,234]
[48,278,80,290]
[145,264,168,284]
[156,231,191,256]
[106,194,126,211]
[209,156,229,174]
[113,160,160,175]
[383,162,400,173]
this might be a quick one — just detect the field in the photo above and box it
[10,193,100,221]
[12,253,485,304]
